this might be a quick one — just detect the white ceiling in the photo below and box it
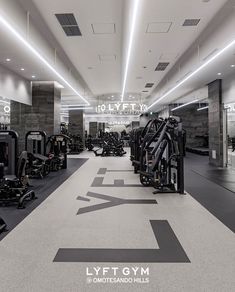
[31,0,124,96]
[30,0,227,101]
[0,0,231,110]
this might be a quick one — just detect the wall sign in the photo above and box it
[96,103,147,115]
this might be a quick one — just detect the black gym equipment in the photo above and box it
[93,132,126,157]
[131,117,184,195]
[0,152,36,209]
[0,130,18,175]
[46,134,70,171]
[0,216,7,233]
[69,134,83,154]
[25,131,51,178]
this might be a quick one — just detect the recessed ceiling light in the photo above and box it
[6,58,11,62]
[111,95,114,97]
[129,95,132,97]
[32,75,36,78]
[20,68,25,71]
[217,72,222,75]
[231,64,235,68]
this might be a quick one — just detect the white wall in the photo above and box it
[223,74,235,104]
[0,64,31,105]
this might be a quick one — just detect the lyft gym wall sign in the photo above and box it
[96,102,147,115]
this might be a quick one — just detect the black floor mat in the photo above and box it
[0,158,88,240]
[184,153,235,233]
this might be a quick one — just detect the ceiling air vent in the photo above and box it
[155,62,170,71]
[182,19,200,26]
[145,83,154,88]
[142,90,149,93]
[55,13,82,36]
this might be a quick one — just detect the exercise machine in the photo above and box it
[0,151,36,208]
[25,131,51,178]
[46,134,70,170]
[69,134,83,154]
[131,117,184,195]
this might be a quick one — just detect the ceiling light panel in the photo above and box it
[91,23,116,34]
[146,22,172,33]
[182,19,200,26]
[155,62,170,71]
[55,13,82,36]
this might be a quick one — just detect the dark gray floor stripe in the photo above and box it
[185,153,235,233]
[53,220,190,263]
[97,168,106,175]
[91,177,143,187]
[77,191,157,215]
[77,196,90,202]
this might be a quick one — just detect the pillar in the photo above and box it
[10,81,61,152]
[208,79,224,167]
[89,122,98,137]
[98,122,105,132]
[68,110,84,139]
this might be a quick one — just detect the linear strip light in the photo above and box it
[61,104,88,107]
[148,38,235,110]
[62,107,93,110]
[0,14,89,105]
[197,105,208,111]
[0,100,10,104]
[171,99,199,111]
[121,0,140,102]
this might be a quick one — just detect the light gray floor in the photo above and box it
[0,151,235,292]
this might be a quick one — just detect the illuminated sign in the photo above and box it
[96,103,147,114]
[4,105,10,113]
[225,103,235,112]
[108,121,130,125]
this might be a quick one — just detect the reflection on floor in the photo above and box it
[0,151,235,292]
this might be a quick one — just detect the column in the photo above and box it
[208,79,224,167]
[89,122,98,137]
[98,122,105,132]
[10,82,61,152]
[68,110,84,138]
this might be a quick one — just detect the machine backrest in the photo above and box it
[16,151,28,179]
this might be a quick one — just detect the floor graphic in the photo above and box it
[77,196,91,202]
[53,220,190,263]
[91,177,143,187]
[77,191,157,215]
[97,168,133,175]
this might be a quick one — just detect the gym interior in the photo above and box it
[0,0,235,291]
